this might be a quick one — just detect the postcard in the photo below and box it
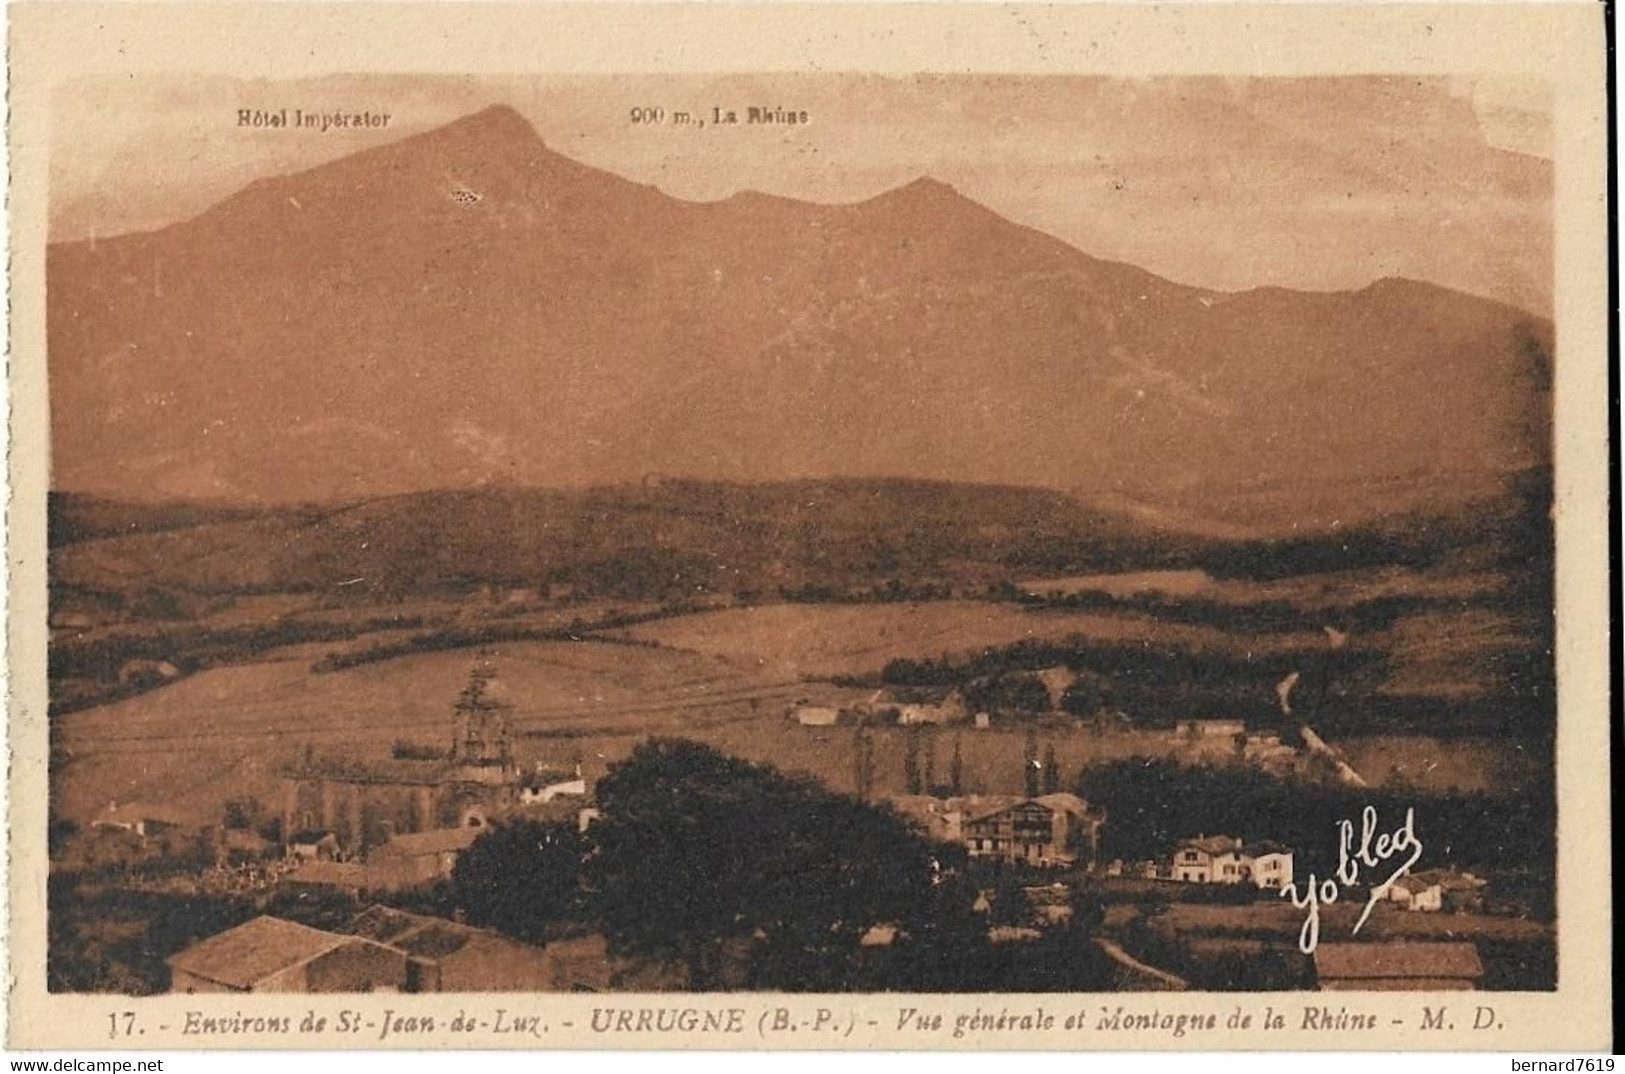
[5,0,1613,1052]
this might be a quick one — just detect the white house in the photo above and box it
[1169,835,1294,889]
[790,705,841,727]
[1388,874,1445,912]
[1245,841,1296,889]
[92,800,204,840]
[1170,835,1235,882]
[1174,719,1246,739]
[518,765,587,805]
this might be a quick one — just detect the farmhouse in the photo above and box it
[1168,835,1294,888]
[167,916,406,994]
[888,794,974,843]
[788,704,841,727]
[1415,868,1488,912]
[343,906,587,991]
[1313,941,1484,991]
[366,826,482,890]
[280,664,521,856]
[92,800,206,840]
[287,830,341,861]
[169,907,613,995]
[1387,874,1444,912]
[962,793,1103,867]
[281,860,368,897]
[1173,718,1246,739]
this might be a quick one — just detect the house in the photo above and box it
[887,794,972,843]
[1242,732,1300,774]
[91,801,205,840]
[117,659,182,687]
[1388,874,1444,912]
[789,704,841,728]
[1169,835,1294,888]
[518,765,588,805]
[343,906,573,992]
[1174,719,1246,739]
[281,860,368,897]
[366,826,481,890]
[867,686,966,727]
[286,830,342,861]
[1313,942,1485,991]
[1169,835,1237,883]
[49,610,97,632]
[1422,868,1489,912]
[973,712,992,730]
[896,702,956,726]
[167,916,406,993]
[962,793,1102,867]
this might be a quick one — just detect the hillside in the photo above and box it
[49,467,1549,609]
[48,105,1552,531]
[48,479,1182,600]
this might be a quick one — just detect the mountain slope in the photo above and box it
[47,105,1552,530]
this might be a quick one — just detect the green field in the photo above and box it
[53,590,1547,832]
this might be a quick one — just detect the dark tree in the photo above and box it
[922,727,938,792]
[1059,671,1111,718]
[904,728,923,795]
[1042,741,1060,795]
[965,671,1051,716]
[451,818,584,945]
[587,738,940,990]
[853,727,875,800]
[949,735,965,796]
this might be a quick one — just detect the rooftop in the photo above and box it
[166,916,358,989]
[342,905,541,963]
[1176,835,1244,856]
[95,801,206,829]
[284,861,368,888]
[374,826,482,857]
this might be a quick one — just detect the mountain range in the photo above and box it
[47,104,1552,533]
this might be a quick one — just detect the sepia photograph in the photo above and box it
[5,0,1613,1053]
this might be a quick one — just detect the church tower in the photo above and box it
[450,657,513,772]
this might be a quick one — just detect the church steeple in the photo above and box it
[450,656,512,769]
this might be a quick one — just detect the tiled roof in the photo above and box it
[374,827,481,857]
[1033,792,1091,818]
[1177,835,1243,856]
[167,916,353,989]
[285,860,368,887]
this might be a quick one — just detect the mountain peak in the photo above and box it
[882,176,961,202]
[434,104,543,145]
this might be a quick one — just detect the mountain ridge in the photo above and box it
[47,104,1552,530]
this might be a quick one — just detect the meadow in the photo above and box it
[51,586,1547,834]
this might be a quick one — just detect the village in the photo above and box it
[48,657,1542,997]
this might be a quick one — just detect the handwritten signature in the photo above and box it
[1281,805,1423,953]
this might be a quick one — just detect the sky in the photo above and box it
[50,73,1553,314]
